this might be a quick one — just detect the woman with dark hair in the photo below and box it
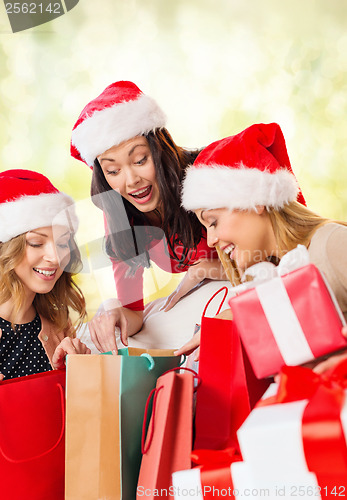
[71,81,225,353]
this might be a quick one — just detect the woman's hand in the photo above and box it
[89,306,129,354]
[0,373,4,382]
[52,337,91,370]
[174,332,201,361]
[88,299,144,354]
[313,325,347,375]
[173,308,233,361]
[162,259,225,312]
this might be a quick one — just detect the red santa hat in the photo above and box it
[70,81,167,168]
[0,169,78,243]
[182,122,305,212]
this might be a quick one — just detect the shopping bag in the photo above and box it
[0,369,66,500]
[194,287,270,450]
[137,367,197,499]
[65,349,181,500]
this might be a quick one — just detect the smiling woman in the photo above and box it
[97,136,161,212]
[0,169,90,380]
[70,80,226,353]
[176,122,347,370]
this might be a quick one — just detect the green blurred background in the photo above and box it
[1,0,346,316]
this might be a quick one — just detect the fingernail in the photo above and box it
[112,349,117,355]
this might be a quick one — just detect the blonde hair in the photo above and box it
[0,233,86,332]
[219,201,347,287]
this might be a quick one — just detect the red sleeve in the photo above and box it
[111,258,145,311]
[166,231,218,273]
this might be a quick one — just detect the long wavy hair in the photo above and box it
[219,201,347,287]
[0,233,86,332]
[91,128,203,272]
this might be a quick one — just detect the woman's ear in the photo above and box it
[255,205,265,215]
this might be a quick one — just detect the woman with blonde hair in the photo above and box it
[176,122,347,369]
[0,169,90,380]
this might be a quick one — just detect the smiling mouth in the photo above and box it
[223,244,235,256]
[222,244,236,260]
[33,268,56,277]
[129,186,152,200]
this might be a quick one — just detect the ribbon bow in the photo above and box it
[230,244,310,296]
[258,358,347,480]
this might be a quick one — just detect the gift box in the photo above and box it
[173,362,347,499]
[231,462,320,500]
[235,362,347,493]
[229,245,347,378]
[172,448,240,500]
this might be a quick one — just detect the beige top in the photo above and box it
[308,222,347,322]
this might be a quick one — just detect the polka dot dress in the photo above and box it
[0,314,51,380]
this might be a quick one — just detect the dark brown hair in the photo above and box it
[91,128,203,272]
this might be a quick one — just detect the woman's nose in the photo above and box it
[207,231,219,248]
[43,242,59,264]
[125,168,141,187]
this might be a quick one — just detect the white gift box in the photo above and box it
[231,462,320,500]
[172,468,204,499]
[236,383,347,478]
[172,462,320,500]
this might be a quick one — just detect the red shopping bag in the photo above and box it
[0,369,66,500]
[194,287,270,451]
[136,367,196,499]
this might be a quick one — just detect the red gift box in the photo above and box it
[229,260,347,379]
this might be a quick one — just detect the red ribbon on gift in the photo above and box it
[257,359,347,494]
[191,448,242,499]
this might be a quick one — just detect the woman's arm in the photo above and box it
[162,259,226,311]
[86,256,145,353]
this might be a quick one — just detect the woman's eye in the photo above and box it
[209,221,217,228]
[27,242,42,248]
[57,243,69,249]
[106,170,120,176]
[135,156,147,165]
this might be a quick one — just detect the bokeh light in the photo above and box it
[1,0,346,314]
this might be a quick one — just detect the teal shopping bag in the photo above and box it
[65,349,181,500]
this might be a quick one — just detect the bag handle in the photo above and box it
[141,386,163,454]
[141,367,200,454]
[140,353,187,371]
[202,286,229,318]
[160,366,201,388]
[0,383,65,463]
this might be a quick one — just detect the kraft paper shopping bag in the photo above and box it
[65,350,181,500]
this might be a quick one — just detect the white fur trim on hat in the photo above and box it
[182,164,299,212]
[0,192,79,243]
[71,94,167,167]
